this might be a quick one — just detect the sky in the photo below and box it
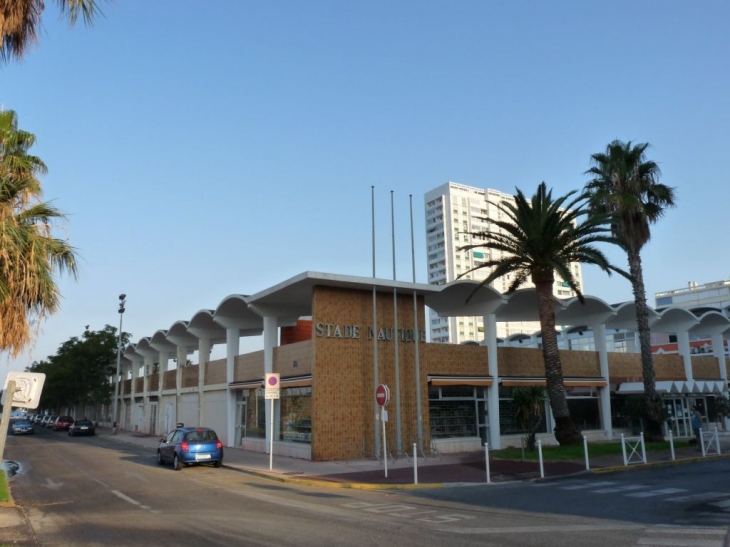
[2,1,729,371]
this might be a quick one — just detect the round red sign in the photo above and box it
[375,384,390,407]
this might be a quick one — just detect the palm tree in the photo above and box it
[584,140,676,440]
[1,0,101,62]
[462,182,628,445]
[0,109,78,356]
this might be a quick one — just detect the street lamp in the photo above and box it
[112,293,126,435]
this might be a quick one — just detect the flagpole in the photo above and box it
[372,186,380,457]
[391,190,402,455]
[410,195,424,454]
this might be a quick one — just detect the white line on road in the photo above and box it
[560,481,616,490]
[111,490,152,511]
[665,492,728,503]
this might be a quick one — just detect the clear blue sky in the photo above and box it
[2,1,728,370]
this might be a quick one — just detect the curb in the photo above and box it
[591,452,730,474]
[223,464,445,490]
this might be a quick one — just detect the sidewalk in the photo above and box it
[102,427,730,489]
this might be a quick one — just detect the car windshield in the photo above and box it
[74,420,92,426]
[184,430,218,442]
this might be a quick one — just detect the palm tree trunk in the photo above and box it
[627,249,664,440]
[535,280,582,445]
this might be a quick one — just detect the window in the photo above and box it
[429,385,489,442]
[280,387,312,443]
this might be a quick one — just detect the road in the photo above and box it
[4,426,730,547]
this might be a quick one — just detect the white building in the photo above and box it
[653,279,730,349]
[656,280,730,317]
[424,181,584,343]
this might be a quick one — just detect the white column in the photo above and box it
[129,359,137,430]
[198,337,211,427]
[677,330,693,382]
[484,313,501,449]
[711,333,729,431]
[263,316,277,451]
[712,333,728,383]
[175,345,186,427]
[593,323,613,440]
[226,327,240,448]
[157,351,169,436]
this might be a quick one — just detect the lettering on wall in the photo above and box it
[314,323,426,342]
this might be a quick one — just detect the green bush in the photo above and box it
[0,471,9,503]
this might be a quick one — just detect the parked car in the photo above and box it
[42,415,57,428]
[157,427,223,470]
[11,419,34,435]
[53,416,74,431]
[32,414,44,424]
[68,419,96,437]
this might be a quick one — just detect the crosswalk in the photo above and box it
[636,526,728,546]
[535,479,730,528]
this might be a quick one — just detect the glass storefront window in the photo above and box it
[429,386,488,441]
[280,387,311,443]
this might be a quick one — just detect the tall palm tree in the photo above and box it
[0,109,78,356]
[1,0,101,62]
[584,140,676,440]
[462,182,628,445]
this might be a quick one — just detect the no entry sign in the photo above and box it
[375,384,390,407]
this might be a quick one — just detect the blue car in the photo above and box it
[11,419,34,435]
[157,427,223,470]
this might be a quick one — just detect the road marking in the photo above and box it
[593,485,645,493]
[92,477,109,488]
[627,488,686,498]
[666,493,728,503]
[111,490,152,511]
[710,499,730,510]
[342,502,473,524]
[447,524,643,534]
[560,481,616,490]
[41,478,64,490]
[637,537,725,546]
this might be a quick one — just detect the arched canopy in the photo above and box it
[214,294,264,337]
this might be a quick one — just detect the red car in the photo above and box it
[53,416,74,431]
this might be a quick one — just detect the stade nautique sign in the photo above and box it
[314,323,426,343]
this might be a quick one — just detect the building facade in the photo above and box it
[424,181,584,344]
[108,272,729,462]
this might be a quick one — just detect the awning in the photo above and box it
[500,377,607,388]
[228,375,312,391]
[617,380,726,395]
[428,375,493,387]
[281,375,312,388]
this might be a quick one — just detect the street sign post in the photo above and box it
[375,384,390,477]
[0,372,46,464]
[375,384,390,407]
[265,373,280,470]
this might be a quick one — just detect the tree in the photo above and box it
[28,325,129,412]
[462,182,628,445]
[513,386,545,451]
[584,140,677,440]
[0,109,78,356]
[1,0,102,63]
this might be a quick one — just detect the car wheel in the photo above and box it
[157,451,164,466]
[173,453,182,471]
[214,459,222,469]
[68,431,72,436]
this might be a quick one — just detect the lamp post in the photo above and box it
[112,294,126,435]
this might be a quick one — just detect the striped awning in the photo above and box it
[617,380,726,395]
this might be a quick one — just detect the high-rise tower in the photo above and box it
[424,181,583,343]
